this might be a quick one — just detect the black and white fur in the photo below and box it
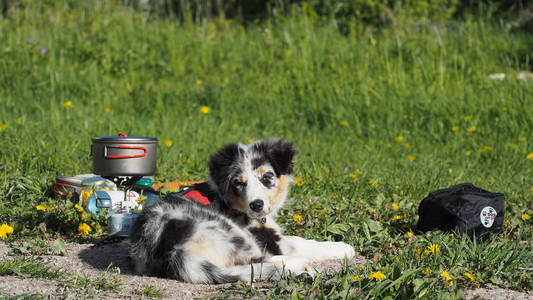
[129,138,355,283]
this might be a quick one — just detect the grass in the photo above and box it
[0,0,532,298]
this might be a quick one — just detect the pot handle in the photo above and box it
[105,145,147,159]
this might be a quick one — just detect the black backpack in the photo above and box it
[416,183,505,238]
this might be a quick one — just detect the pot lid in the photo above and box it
[92,136,158,143]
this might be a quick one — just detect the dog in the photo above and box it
[129,138,355,283]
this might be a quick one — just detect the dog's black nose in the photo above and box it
[249,200,264,212]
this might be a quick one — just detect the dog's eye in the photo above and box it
[261,172,275,187]
[232,179,247,189]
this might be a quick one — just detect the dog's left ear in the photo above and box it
[265,139,297,176]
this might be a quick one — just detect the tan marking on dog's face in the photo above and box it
[255,166,266,177]
[265,174,290,208]
[226,185,247,212]
[240,173,247,182]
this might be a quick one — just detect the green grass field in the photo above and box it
[0,1,532,298]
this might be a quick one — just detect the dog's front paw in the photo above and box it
[324,241,356,259]
[268,255,315,276]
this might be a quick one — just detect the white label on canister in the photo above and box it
[480,206,497,228]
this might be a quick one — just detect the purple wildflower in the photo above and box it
[28,39,34,44]
[40,48,48,54]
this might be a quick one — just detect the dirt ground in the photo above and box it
[0,241,531,299]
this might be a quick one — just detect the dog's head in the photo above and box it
[208,138,296,220]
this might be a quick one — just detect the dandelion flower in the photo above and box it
[348,173,357,179]
[294,176,303,186]
[406,231,414,237]
[247,139,254,143]
[293,215,303,223]
[0,224,14,239]
[368,272,386,281]
[0,124,7,130]
[527,153,533,160]
[395,136,404,142]
[17,118,22,125]
[464,116,472,121]
[368,209,377,214]
[165,139,173,147]
[104,107,110,113]
[484,146,492,151]
[340,120,349,127]
[392,215,402,221]
[522,213,531,221]
[200,105,210,114]
[519,137,526,142]
[196,79,203,86]
[349,275,362,281]
[63,101,72,109]
[465,272,475,282]
[367,88,375,93]
[503,107,508,112]
[371,39,377,46]
[74,204,84,212]
[469,126,477,132]
[530,187,533,194]
[407,155,416,161]
[36,205,47,211]
[440,270,453,285]
[78,223,91,235]
[466,150,472,156]
[404,143,411,148]
[424,268,431,275]
[452,126,459,132]
[425,244,440,255]
[356,169,363,175]
[392,203,399,210]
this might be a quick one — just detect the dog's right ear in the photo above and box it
[208,143,242,194]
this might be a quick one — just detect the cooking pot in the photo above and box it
[91,134,158,176]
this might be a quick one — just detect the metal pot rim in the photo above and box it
[92,136,158,143]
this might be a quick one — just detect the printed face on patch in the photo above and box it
[209,139,296,220]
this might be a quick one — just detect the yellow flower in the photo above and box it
[440,270,453,285]
[392,203,399,210]
[495,117,500,121]
[196,79,203,86]
[293,215,303,223]
[0,224,14,239]
[484,146,492,151]
[404,143,411,148]
[200,105,210,114]
[78,223,91,235]
[367,88,375,93]
[519,137,526,142]
[0,124,7,130]
[247,139,254,143]
[469,126,477,132]
[165,139,173,147]
[17,118,22,125]
[74,204,84,212]
[522,213,531,221]
[530,186,533,194]
[406,231,414,238]
[104,107,110,113]
[466,150,472,156]
[464,115,472,121]
[293,176,303,186]
[368,179,378,186]
[348,173,357,179]
[369,272,386,281]
[403,115,413,120]
[407,155,416,161]
[503,107,508,112]
[424,268,431,275]
[63,101,72,108]
[371,38,377,46]
[452,126,459,132]
[349,275,362,281]
[36,205,47,211]
[527,153,533,160]
[355,168,363,175]
[368,209,376,214]
[425,244,440,255]
[392,215,402,221]
[395,136,404,142]
[340,120,349,127]
[465,272,475,282]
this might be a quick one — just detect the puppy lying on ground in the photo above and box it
[129,138,355,283]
